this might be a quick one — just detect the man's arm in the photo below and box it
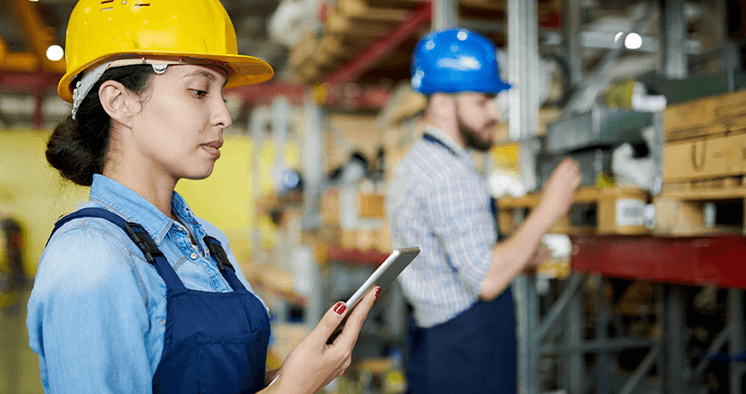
[479,158,581,301]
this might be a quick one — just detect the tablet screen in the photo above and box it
[345,247,420,308]
[327,246,420,344]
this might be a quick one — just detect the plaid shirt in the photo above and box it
[386,126,497,328]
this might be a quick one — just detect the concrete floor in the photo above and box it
[0,287,43,394]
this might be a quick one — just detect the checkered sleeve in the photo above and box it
[423,171,496,295]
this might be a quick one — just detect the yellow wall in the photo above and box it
[0,131,257,276]
[0,131,88,276]
[176,134,255,264]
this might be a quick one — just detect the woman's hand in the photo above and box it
[263,286,381,394]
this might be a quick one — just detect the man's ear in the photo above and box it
[99,81,139,126]
[430,93,455,112]
[427,93,457,120]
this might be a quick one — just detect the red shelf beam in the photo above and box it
[326,245,391,266]
[571,235,746,289]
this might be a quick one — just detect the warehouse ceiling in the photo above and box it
[0,0,733,128]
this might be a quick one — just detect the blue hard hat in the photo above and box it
[411,28,511,95]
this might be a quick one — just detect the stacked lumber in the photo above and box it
[656,89,746,235]
[289,0,561,86]
[497,187,651,236]
[290,0,428,85]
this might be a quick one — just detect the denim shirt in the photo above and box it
[27,174,268,393]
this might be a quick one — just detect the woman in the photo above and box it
[26,0,380,392]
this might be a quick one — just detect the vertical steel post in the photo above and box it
[665,284,685,394]
[302,96,324,229]
[508,0,540,191]
[432,0,458,30]
[565,277,584,393]
[660,0,688,79]
[561,0,583,88]
[655,284,667,394]
[250,106,270,263]
[595,277,610,393]
[509,0,540,392]
[515,275,540,394]
[729,289,744,394]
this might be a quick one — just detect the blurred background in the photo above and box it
[2,0,746,393]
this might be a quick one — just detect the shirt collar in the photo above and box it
[89,174,191,245]
[423,126,469,158]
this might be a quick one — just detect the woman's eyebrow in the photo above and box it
[182,70,228,87]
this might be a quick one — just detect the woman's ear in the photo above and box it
[99,81,139,126]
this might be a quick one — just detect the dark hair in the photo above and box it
[46,65,154,186]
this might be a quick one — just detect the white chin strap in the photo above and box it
[70,59,176,120]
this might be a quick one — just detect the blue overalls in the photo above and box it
[405,134,518,394]
[49,208,270,393]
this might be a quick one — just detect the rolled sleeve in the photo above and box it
[424,172,495,294]
[27,228,155,393]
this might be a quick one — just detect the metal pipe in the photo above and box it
[562,3,650,116]
[432,0,458,30]
[542,337,658,354]
[730,289,744,394]
[538,273,584,340]
[618,346,662,394]
[660,0,688,79]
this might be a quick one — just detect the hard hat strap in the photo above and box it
[70,58,182,120]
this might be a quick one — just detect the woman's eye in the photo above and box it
[191,89,208,98]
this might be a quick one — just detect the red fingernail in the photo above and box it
[374,287,381,301]
[334,302,346,315]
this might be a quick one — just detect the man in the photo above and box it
[386,28,581,393]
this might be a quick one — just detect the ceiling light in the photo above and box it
[46,45,64,61]
[614,32,623,44]
[624,33,642,50]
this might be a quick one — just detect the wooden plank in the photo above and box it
[497,187,650,235]
[655,178,746,236]
[365,0,426,8]
[664,89,746,142]
[289,31,317,68]
[338,0,411,22]
[326,6,394,36]
[318,35,360,58]
[662,132,746,182]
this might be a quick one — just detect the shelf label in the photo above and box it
[616,199,646,227]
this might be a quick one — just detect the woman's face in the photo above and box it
[126,63,232,184]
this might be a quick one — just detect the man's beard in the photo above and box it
[459,122,495,152]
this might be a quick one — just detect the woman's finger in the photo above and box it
[333,286,380,348]
[306,300,348,343]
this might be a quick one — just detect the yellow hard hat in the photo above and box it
[57,0,274,103]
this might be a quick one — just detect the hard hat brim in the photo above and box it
[58,51,274,103]
[415,78,512,95]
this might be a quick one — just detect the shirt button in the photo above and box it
[190,252,198,260]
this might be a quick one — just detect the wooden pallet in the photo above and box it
[290,0,561,85]
[497,187,651,236]
[655,177,746,236]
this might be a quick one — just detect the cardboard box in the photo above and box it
[664,89,746,142]
[663,132,746,182]
[320,187,340,226]
[358,193,385,218]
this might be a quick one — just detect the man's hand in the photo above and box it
[522,245,552,274]
[537,158,581,226]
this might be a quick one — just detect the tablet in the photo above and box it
[327,246,420,344]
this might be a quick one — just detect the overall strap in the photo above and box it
[204,236,246,291]
[47,207,185,289]
[423,133,457,156]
